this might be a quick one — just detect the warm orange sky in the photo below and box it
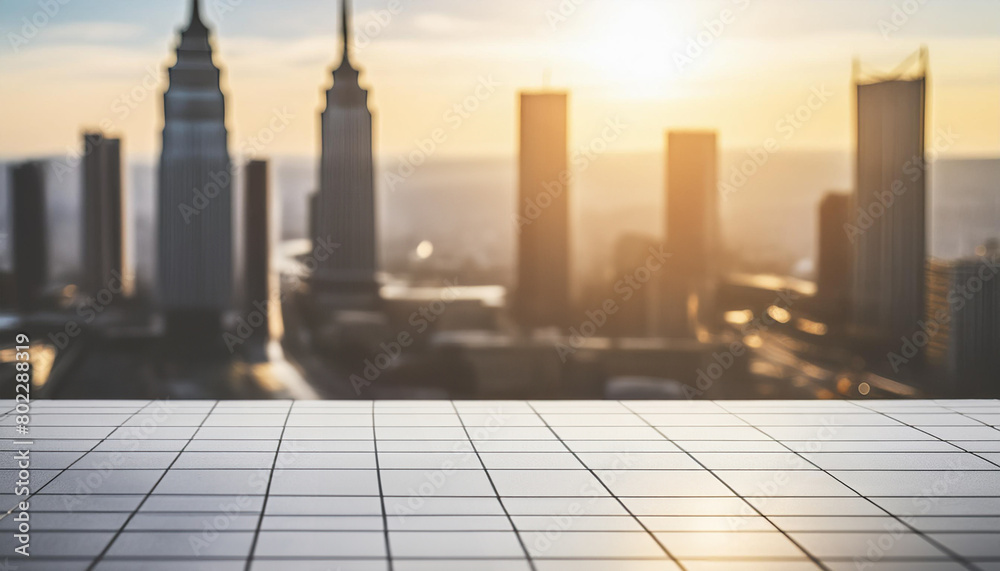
[1,0,999,160]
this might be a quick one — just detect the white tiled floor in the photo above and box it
[0,399,997,570]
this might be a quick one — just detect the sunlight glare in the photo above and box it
[584,1,683,99]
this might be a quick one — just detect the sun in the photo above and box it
[582,0,689,99]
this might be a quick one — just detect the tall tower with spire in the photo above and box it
[157,0,234,331]
[313,0,378,305]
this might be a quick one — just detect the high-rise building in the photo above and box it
[662,130,719,337]
[244,160,271,345]
[157,0,233,329]
[925,255,1000,396]
[82,133,125,296]
[313,0,378,304]
[308,191,318,244]
[817,192,852,307]
[666,131,719,280]
[0,273,15,312]
[11,162,48,313]
[515,91,570,330]
[609,233,660,337]
[852,50,927,344]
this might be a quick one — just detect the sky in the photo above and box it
[1,0,999,160]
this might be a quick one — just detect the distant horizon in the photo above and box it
[3,145,996,287]
[2,148,1000,165]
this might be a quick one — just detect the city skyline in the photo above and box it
[0,4,998,564]
[0,0,997,402]
[1,0,999,159]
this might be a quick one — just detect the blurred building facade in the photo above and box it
[515,91,570,330]
[817,192,852,308]
[925,256,1000,395]
[157,0,234,330]
[82,133,124,296]
[11,162,48,313]
[608,233,660,337]
[851,51,927,344]
[662,131,719,337]
[313,0,378,305]
[0,273,14,311]
[244,159,271,349]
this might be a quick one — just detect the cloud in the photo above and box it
[43,21,147,42]
[223,35,334,69]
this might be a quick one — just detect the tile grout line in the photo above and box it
[925,401,1000,470]
[526,401,689,571]
[853,401,1000,470]
[1,400,158,524]
[620,401,831,571]
[9,399,999,567]
[842,400,992,569]
[450,400,538,571]
[373,401,394,571]
[726,399,977,570]
[89,400,220,570]
[243,400,294,571]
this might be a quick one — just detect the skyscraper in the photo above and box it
[11,162,48,313]
[157,0,233,330]
[609,233,660,337]
[244,160,271,346]
[0,273,14,312]
[852,50,927,344]
[662,130,719,337]
[313,0,378,305]
[925,255,1000,396]
[515,91,570,330]
[82,133,124,296]
[817,192,852,307]
[308,191,319,247]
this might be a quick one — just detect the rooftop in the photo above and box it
[1,399,999,569]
